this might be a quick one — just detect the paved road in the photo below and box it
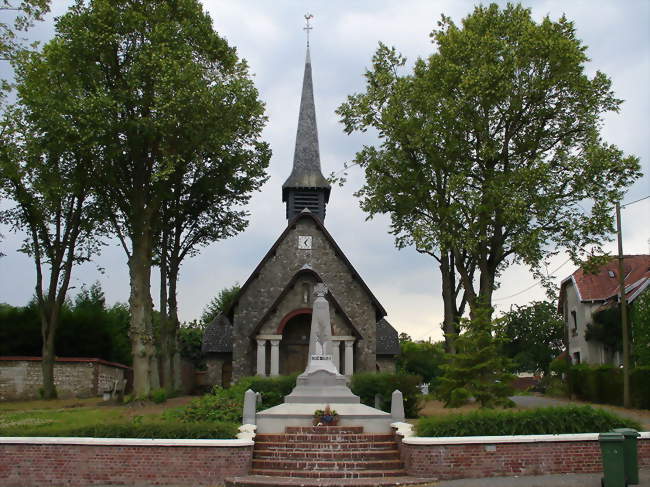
[435,468,650,486]
[511,394,650,429]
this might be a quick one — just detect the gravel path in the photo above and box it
[511,394,650,429]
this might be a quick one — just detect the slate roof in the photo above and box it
[201,313,233,354]
[558,255,650,312]
[282,47,330,199]
[376,318,400,356]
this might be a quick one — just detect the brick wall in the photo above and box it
[0,357,128,400]
[0,438,253,486]
[401,434,650,480]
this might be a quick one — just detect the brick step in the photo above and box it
[252,458,404,471]
[253,441,398,451]
[255,433,394,443]
[249,468,408,479]
[254,448,400,461]
[284,426,364,434]
[225,475,438,487]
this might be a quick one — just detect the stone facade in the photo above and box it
[229,213,385,382]
[0,357,129,400]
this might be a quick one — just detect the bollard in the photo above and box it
[599,432,626,487]
[374,393,383,410]
[390,390,405,422]
[243,389,257,425]
[613,428,640,485]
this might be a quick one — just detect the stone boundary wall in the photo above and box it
[0,437,254,486]
[400,432,650,480]
[0,357,130,400]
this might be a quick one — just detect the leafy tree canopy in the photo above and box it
[397,340,446,384]
[337,3,640,318]
[497,300,564,375]
[200,284,240,326]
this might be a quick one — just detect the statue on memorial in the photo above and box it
[308,283,333,358]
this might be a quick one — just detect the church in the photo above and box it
[201,42,399,387]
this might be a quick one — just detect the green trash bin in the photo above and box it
[599,432,626,487]
[613,428,640,485]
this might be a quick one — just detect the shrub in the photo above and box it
[631,366,650,409]
[149,388,167,404]
[566,364,649,409]
[240,374,297,409]
[0,421,238,439]
[170,374,298,424]
[350,372,422,418]
[549,355,570,376]
[416,405,641,437]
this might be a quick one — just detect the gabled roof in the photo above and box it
[376,318,400,355]
[224,211,387,322]
[249,267,362,338]
[202,313,233,354]
[558,255,650,311]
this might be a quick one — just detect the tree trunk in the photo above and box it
[166,262,181,392]
[440,251,459,354]
[128,233,158,397]
[158,241,173,391]
[40,308,57,399]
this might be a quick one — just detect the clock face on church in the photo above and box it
[298,235,312,250]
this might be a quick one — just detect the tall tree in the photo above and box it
[26,0,269,396]
[0,47,101,397]
[497,301,564,375]
[156,92,269,390]
[337,3,640,324]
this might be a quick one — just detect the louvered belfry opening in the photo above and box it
[282,45,331,224]
[287,190,326,221]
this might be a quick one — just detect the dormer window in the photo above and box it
[608,270,615,278]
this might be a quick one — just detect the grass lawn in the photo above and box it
[0,396,195,436]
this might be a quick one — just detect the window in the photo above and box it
[573,351,581,364]
[571,310,578,336]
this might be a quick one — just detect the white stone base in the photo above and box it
[255,402,393,433]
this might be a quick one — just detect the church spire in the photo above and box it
[282,14,331,223]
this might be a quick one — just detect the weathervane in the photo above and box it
[304,13,314,47]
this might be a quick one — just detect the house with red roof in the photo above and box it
[558,255,650,365]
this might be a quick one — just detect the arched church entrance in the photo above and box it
[279,311,311,375]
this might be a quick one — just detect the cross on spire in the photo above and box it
[303,13,314,47]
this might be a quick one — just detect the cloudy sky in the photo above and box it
[1,0,648,342]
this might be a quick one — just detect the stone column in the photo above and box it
[256,339,267,376]
[332,339,340,372]
[270,339,280,376]
[344,340,354,376]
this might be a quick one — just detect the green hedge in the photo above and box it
[416,405,641,437]
[0,421,238,439]
[568,365,650,409]
[350,372,422,418]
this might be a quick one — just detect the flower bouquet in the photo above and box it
[313,405,339,426]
